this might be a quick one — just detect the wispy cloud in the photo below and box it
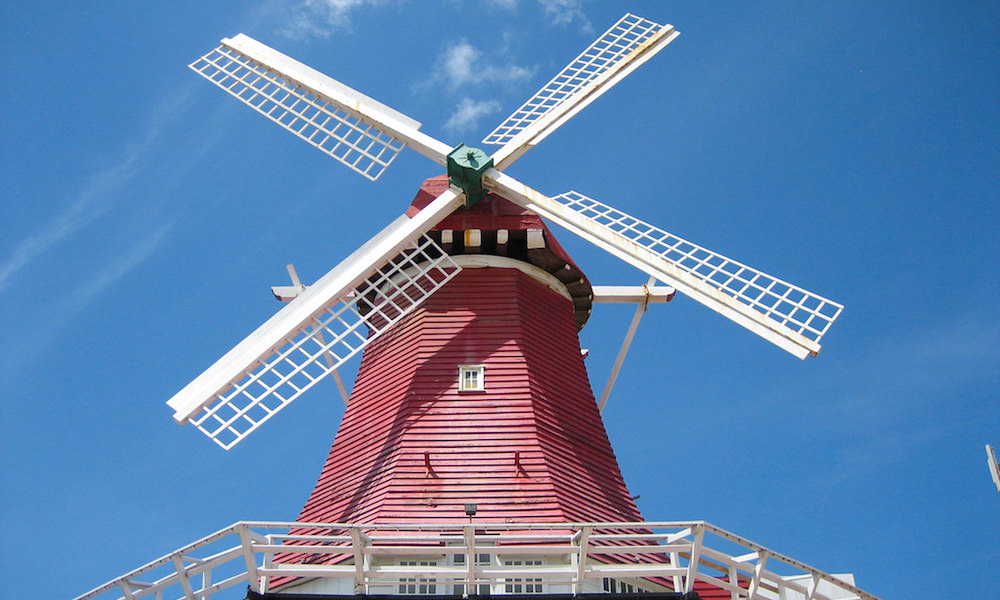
[444,98,502,135]
[431,39,535,92]
[278,0,387,39]
[0,91,190,295]
[793,313,1000,487]
[0,223,174,381]
[75,224,174,304]
[538,0,591,32]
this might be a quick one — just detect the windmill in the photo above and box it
[76,13,879,600]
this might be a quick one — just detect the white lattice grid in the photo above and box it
[482,13,664,146]
[190,45,406,181]
[189,237,460,449]
[553,192,843,343]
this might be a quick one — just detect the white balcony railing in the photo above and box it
[74,521,880,600]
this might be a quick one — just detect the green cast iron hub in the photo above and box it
[447,144,493,207]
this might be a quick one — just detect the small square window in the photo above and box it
[458,365,485,392]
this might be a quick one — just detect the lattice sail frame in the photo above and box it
[483,13,666,146]
[190,37,410,181]
[188,236,459,450]
[551,191,843,347]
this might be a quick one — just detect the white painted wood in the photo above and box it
[271,264,305,302]
[527,229,545,249]
[486,170,839,359]
[166,189,464,444]
[191,34,452,180]
[746,551,769,600]
[75,520,880,600]
[592,284,674,303]
[685,526,704,593]
[170,555,198,600]
[446,255,573,301]
[987,443,1000,492]
[486,15,679,170]
[598,277,656,414]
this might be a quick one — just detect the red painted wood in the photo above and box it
[295,266,641,525]
[273,185,735,596]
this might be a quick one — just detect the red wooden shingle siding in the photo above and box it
[294,267,641,525]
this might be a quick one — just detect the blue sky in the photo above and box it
[1,1,998,598]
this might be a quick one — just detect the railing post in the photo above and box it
[746,551,769,600]
[573,526,592,594]
[237,524,261,593]
[805,572,821,600]
[350,526,368,594]
[684,525,704,594]
[117,581,137,600]
[170,555,197,600]
[463,525,476,597]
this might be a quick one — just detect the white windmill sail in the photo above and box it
[167,190,464,449]
[484,13,679,169]
[174,11,840,450]
[486,171,842,359]
[190,33,451,180]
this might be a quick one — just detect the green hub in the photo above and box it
[447,144,493,207]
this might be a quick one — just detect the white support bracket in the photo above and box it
[685,525,704,594]
[170,555,197,600]
[987,443,1000,492]
[271,263,306,302]
[746,551,770,600]
[597,278,670,413]
[273,264,351,406]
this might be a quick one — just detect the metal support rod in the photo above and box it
[598,277,655,413]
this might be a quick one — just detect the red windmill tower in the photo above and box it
[76,13,880,600]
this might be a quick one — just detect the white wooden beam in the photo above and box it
[598,277,658,414]
[592,285,674,303]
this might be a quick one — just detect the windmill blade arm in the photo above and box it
[486,170,842,359]
[191,34,452,180]
[166,188,464,449]
[485,14,679,170]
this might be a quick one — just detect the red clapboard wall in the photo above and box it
[280,178,733,598]
[296,265,641,525]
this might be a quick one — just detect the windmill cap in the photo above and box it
[409,176,594,329]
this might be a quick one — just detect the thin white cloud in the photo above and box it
[489,0,518,9]
[432,39,535,92]
[0,90,189,295]
[77,224,174,303]
[537,0,591,32]
[278,0,387,39]
[0,223,174,380]
[444,98,502,135]
[790,312,1000,488]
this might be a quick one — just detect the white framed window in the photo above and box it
[398,559,437,594]
[504,559,544,594]
[458,365,485,392]
[453,552,492,595]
